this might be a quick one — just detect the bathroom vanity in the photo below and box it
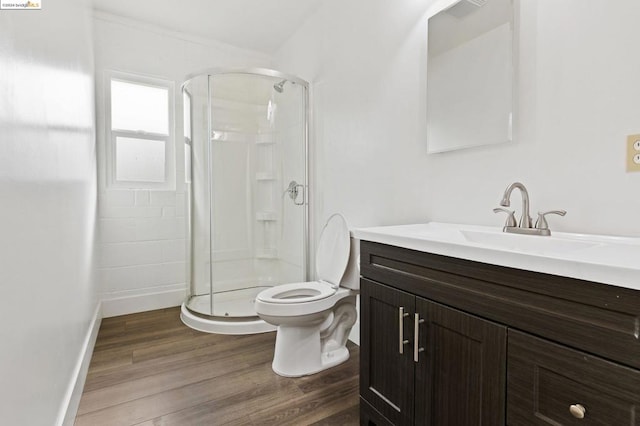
[353,223,640,426]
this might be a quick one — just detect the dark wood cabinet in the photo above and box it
[361,278,506,425]
[358,240,640,426]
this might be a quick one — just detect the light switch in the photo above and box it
[626,134,640,172]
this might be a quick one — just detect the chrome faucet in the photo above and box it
[494,182,566,236]
[500,182,532,228]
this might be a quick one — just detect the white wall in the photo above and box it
[0,0,99,424]
[274,0,434,236]
[93,13,272,316]
[275,0,640,239]
[423,0,640,236]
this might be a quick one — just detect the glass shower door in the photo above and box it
[185,70,308,320]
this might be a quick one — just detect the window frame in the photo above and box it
[105,70,175,190]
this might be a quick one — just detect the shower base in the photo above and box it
[181,287,276,335]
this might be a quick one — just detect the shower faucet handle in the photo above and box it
[284,180,305,205]
[284,180,299,198]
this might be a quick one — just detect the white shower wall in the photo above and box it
[191,95,270,297]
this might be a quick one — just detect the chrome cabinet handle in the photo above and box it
[414,313,425,362]
[569,404,586,419]
[398,307,409,354]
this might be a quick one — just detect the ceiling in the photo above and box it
[91,0,323,54]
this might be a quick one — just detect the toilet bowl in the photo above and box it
[254,213,360,377]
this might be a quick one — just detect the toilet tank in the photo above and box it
[340,235,360,290]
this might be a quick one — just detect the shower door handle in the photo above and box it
[285,180,305,205]
[294,184,305,205]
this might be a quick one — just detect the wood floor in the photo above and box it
[75,307,360,426]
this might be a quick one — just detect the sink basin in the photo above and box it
[351,222,640,291]
[459,229,601,255]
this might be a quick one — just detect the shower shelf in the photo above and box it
[255,172,276,181]
[256,211,278,222]
[256,248,278,259]
[210,130,251,142]
[255,134,277,144]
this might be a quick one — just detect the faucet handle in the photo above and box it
[493,207,517,228]
[535,210,567,230]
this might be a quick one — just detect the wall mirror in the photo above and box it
[426,0,514,153]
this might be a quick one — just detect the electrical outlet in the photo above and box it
[627,134,640,172]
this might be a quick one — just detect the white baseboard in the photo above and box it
[58,302,102,426]
[101,284,186,318]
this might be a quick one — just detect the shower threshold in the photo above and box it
[181,286,276,335]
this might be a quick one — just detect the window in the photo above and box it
[106,72,175,188]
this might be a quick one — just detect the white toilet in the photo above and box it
[254,213,360,377]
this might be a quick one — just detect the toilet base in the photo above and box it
[271,324,351,377]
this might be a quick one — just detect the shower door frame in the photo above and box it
[183,67,311,319]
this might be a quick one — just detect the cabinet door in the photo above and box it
[414,299,506,426]
[361,278,416,425]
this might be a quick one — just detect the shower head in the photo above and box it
[273,80,287,93]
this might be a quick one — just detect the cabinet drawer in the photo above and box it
[507,330,640,425]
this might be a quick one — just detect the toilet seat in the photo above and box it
[255,213,351,310]
[256,281,336,304]
[255,286,353,318]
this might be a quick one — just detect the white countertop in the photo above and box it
[352,222,640,292]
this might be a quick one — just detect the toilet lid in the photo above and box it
[316,213,351,286]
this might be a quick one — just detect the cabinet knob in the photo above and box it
[569,404,586,419]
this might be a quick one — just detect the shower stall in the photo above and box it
[180,69,309,334]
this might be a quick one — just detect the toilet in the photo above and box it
[254,213,360,377]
